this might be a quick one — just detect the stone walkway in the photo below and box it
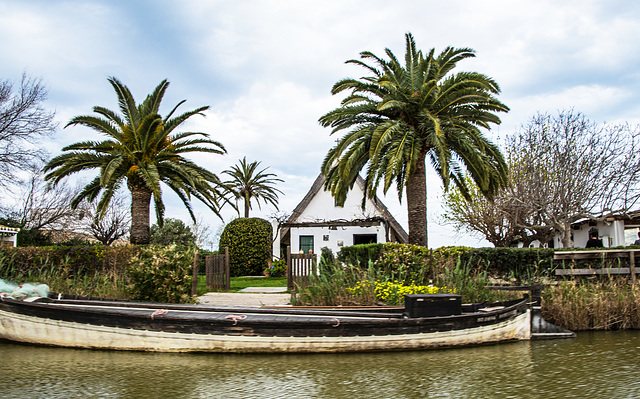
[197,287,291,307]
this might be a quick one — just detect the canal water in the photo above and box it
[0,331,638,398]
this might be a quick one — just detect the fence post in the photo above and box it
[631,251,637,285]
[224,246,230,291]
[192,250,200,296]
[287,246,292,291]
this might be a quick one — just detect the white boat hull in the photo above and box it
[0,308,531,353]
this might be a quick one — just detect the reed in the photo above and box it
[292,257,516,306]
[542,278,640,331]
[0,245,132,299]
[292,260,378,306]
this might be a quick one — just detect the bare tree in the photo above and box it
[188,215,214,250]
[508,110,640,247]
[443,110,640,248]
[0,163,81,233]
[443,177,524,247]
[0,73,57,188]
[81,193,131,245]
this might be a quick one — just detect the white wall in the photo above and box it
[302,184,384,221]
[286,178,392,256]
[554,220,626,248]
[290,224,385,256]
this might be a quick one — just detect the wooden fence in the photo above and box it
[191,247,230,295]
[554,249,639,284]
[287,246,317,291]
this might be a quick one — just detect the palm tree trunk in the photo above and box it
[406,150,428,247]
[129,183,152,244]
[244,194,250,218]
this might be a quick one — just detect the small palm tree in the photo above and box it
[44,77,228,244]
[223,157,283,217]
[320,33,509,247]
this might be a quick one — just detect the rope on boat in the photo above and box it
[150,309,168,319]
[225,314,247,325]
[331,318,340,327]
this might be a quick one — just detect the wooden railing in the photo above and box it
[554,249,640,283]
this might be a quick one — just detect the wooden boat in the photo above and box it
[0,293,551,353]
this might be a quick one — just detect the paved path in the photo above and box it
[197,287,291,307]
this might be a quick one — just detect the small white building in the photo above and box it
[277,174,408,257]
[565,211,640,248]
[524,211,640,248]
[0,225,20,247]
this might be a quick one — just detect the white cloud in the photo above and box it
[3,0,640,248]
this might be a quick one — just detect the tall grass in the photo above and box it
[292,257,517,306]
[292,260,378,306]
[0,246,132,298]
[543,278,640,331]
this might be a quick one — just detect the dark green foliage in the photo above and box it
[17,229,52,247]
[265,259,286,277]
[150,218,196,246]
[337,243,385,268]
[319,246,336,274]
[127,245,195,303]
[458,247,555,282]
[219,218,272,276]
[0,244,136,298]
[338,243,555,285]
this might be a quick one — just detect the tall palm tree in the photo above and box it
[223,157,283,217]
[44,77,228,244]
[319,33,509,247]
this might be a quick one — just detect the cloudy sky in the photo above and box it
[2,0,639,249]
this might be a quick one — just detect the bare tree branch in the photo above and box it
[0,73,57,188]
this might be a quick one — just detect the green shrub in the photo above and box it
[372,243,434,284]
[0,244,135,298]
[127,245,195,303]
[337,243,385,268]
[219,217,272,276]
[150,218,196,246]
[265,259,286,277]
[457,247,554,282]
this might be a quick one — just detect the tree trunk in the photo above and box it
[559,221,574,248]
[244,194,250,218]
[406,151,428,247]
[128,182,152,244]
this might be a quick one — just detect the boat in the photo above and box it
[0,292,571,353]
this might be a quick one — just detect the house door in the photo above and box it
[353,234,377,245]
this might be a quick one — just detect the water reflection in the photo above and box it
[0,331,638,398]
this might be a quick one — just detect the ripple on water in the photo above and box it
[0,331,639,399]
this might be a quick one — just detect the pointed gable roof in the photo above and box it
[284,174,408,244]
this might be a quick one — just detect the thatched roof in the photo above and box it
[282,174,408,244]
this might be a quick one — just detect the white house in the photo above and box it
[524,211,640,248]
[564,211,640,248]
[276,174,408,257]
[0,225,20,247]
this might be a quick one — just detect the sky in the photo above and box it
[2,0,640,249]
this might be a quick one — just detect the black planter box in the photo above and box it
[404,294,462,318]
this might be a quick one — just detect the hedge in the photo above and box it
[218,217,272,276]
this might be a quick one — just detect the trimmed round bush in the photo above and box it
[219,218,272,276]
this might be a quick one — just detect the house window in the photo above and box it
[300,235,314,253]
[353,234,377,245]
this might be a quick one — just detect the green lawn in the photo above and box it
[197,276,287,295]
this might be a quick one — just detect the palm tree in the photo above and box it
[223,157,283,217]
[44,77,228,244]
[319,33,509,247]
